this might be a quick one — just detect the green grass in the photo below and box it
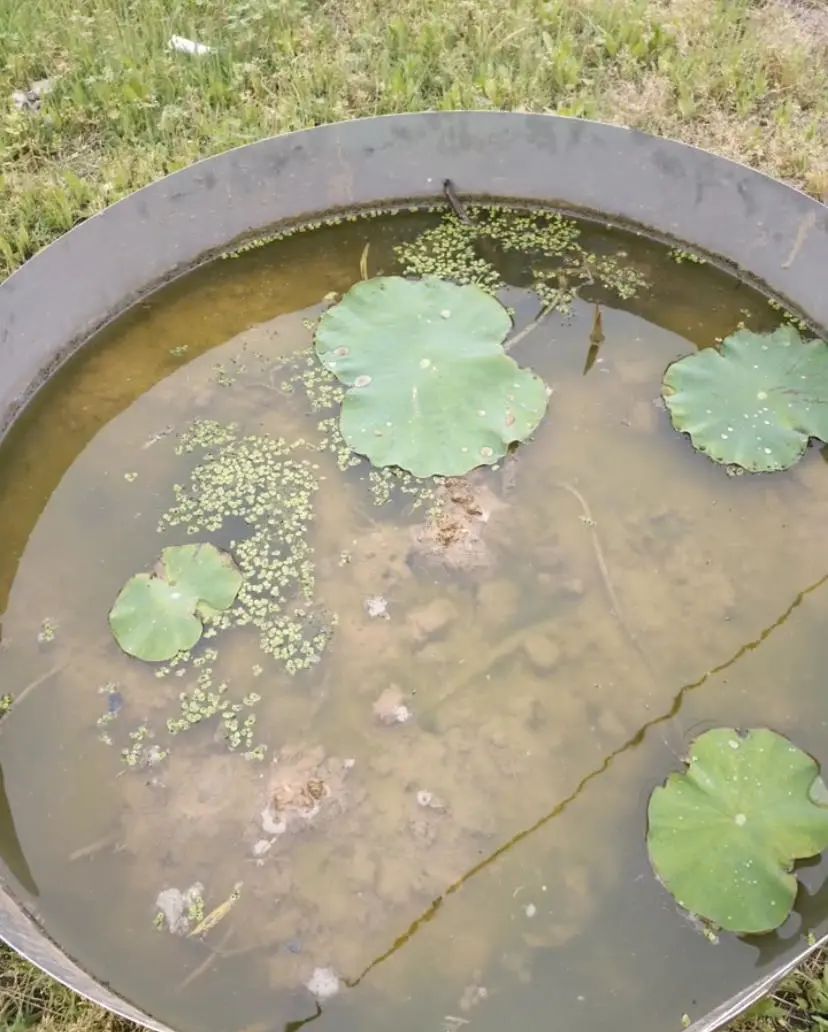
[1,0,827,1028]
[726,949,828,1032]
[1,0,827,279]
[0,945,133,1031]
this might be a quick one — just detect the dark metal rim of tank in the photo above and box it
[1,110,827,436]
[0,111,827,1032]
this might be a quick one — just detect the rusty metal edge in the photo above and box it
[0,112,826,1030]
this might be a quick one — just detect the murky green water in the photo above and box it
[0,211,827,1032]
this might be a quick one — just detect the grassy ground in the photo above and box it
[1,0,828,278]
[0,0,827,1028]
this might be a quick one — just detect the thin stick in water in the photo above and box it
[504,305,554,352]
[178,926,234,991]
[68,832,118,862]
[442,179,473,225]
[12,661,68,711]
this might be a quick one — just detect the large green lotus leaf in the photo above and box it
[109,544,242,662]
[647,728,828,934]
[662,325,828,472]
[315,276,549,477]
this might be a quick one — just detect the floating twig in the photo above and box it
[13,661,68,710]
[187,881,243,938]
[68,832,119,862]
[178,926,234,990]
[504,305,554,352]
[359,243,370,281]
[553,480,651,670]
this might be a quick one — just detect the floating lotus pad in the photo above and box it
[647,728,828,934]
[314,276,549,477]
[109,543,242,662]
[662,325,828,472]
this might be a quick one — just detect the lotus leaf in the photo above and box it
[315,276,549,477]
[109,544,242,662]
[662,325,828,472]
[647,728,828,934]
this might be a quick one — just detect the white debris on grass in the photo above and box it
[11,78,55,112]
[168,35,214,56]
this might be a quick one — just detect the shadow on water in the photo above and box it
[0,762,38,897]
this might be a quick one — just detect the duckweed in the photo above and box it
[160,421,331,672]
[768,297,811,334]
[37,617,57,644]
[121,724,167,768]
[669,247,707,265]
[276,352,440,513]
[95,682,123,745]
[219,206,399,261]
[186,887,205,925]
[395,206,649,316]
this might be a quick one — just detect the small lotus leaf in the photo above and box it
[160,543,243,611]
[315,276,549,477]
[109,544,242,662]
[647,728,828,933]
[662,325,828,472]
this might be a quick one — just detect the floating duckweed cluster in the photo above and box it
[395,206,649,316]
[121,724,168,768]
[394,217,501,291]
[37,617,56,644]
[95,682,122,746]
[669,247,707,265]
[533,251,646,314]
[186,887,205,925]
[166,666,228,734]
[219,206,405,260]
[280,351,346,412]
[768,297,811,334]
[367,467,440,511]
[271,349,441,513]
[165,674,263,756]
[0,695,12,718]
[160,421,330,673]
[316,415,361,471]
[474,206,582,256]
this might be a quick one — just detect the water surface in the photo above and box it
[0,211,826,1032]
